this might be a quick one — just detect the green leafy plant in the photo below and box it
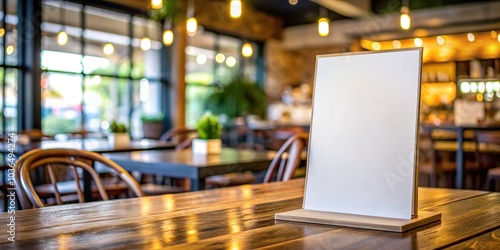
[204,77,267,120]
[109,121,129,133]
[148,0,182,23]
[196,113,222,140]
[140,112,165,122]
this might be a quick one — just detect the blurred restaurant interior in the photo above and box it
[0,0,500,247]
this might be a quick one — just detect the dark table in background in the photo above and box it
[105,148,274,190]
[1,178,498,249]
[421,123,500,189]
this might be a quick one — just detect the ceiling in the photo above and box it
[104,0,498,27]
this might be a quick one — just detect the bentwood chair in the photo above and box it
[17,149,144,209]
[205,132,308,188]
[476,131,500,190]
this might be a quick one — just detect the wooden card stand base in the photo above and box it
[275,209,441,233]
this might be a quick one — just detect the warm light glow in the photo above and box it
[494,81,500,92]
[467,33,475,42]
[226,56,237,67]
[0,28,4,37]
[437,36,444,45]
[498,35,500,42]
[215,53,225,63]
[478,82,485,93]
[186,17,197,36]
[476,93,483,102]
[400,6,410,30]
[392,40,401,48]
[196,54,207,64]
[491,31,497,39]
[230,0,242,18]
[414,38,423,47]
[242,43,253,57]
[103,43,114,55]
[289,0,298,5]
[486,82,493,92]
[460,82,470,93]
[163,29,174,46]
[6,45,14,55]
[140,37,151,51]
[318,18,329,37]
[151,0,163,9]
[470,82,478,93]
[57,31,68,45]
[372,42,381,50]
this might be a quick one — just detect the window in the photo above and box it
[185,31,259,127]
[0,0,21,133]
[41,1,163,137]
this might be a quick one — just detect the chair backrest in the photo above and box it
[13,148,43,209]
[476,131,500,168]
[263,132,308,183]
[18,148,144,208]
[160,127,198,143]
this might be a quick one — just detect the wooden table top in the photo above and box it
[106,148,275,167]
[0,138,175,155]
[2,178,498,249]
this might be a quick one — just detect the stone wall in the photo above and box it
[264,40,350,100]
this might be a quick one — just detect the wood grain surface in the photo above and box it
[1,179,498,249]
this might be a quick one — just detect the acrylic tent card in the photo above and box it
[275,48,441,232]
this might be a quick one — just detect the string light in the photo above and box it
[318,7,329,37]
[141,37,151,51]
[437,36,444,45]
[289,0,298,5]
[103,43,114,55]
[163,30,174,46]
[392,40,401,48]
[0,28,5,37]
[242,43,253,57]
[400,0,411,30]
[467,33,475,42]
[187,0,197,36]
[57,31,68,46]
[230,0,242,18]
[151,0,163,9]
[6,45,14,55]
[215,53,225,63]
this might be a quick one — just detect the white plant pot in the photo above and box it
[192,138,222,155]
[108,133,130,145]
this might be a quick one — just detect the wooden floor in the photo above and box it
[1,178,499,249]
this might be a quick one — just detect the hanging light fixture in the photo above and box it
[400,0,411,30]
[57,1,68,46]
[318,7,329,37]
[186,0,197,36]
[151,0,163,10]
[162,19,174,46]
[103,43,114,55]
[230,0,242,18]
[141,21,151,51]
[242,42,253,57]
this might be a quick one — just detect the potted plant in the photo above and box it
[140,112,164,139]
[192,113,222,154]
[204,77,267,125]
[108,121,130,145]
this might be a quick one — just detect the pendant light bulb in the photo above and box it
[230,0,242,18]
[141,37,151,51]
[163,29,174,46]
[400,6,411,30]
[151,0,163,9]
[186,17,198,36]
[103,43,114,55]
[242,43,253,57]
[57,30,68,45]
[318,18,330,37]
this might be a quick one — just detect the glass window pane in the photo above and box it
[83,76,129,132]
[41,1,82,58]
[132,18,162,79]
[4,68,17,132]
[186,85,211,128]
[131,79,162,138]
[84,6,130,76]
[5,0,18,66]
[41,72,83,135]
